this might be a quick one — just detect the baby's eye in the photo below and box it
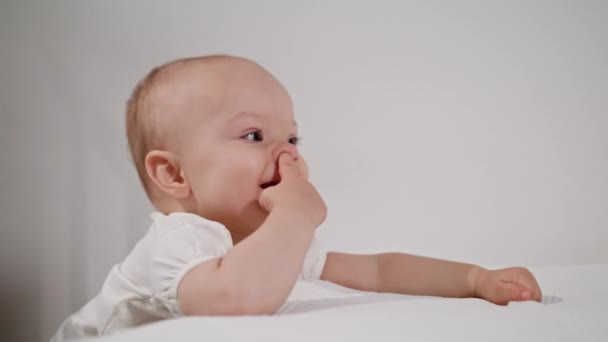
[288,136,300,146]
[242,130,263,142]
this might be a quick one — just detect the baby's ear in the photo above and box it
[144,150,190,199]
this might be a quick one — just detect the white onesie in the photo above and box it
[51,212,327,341]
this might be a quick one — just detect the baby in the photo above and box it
[52,55,542,341]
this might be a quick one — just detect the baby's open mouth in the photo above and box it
[260,164,282,189]
[260,180,280,189]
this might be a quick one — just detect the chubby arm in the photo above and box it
[178,211,315,315]
[321,252,542,305]
[178,154,327,316]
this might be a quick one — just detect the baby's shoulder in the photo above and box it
[150,212,229,236]
[146,212,233,251]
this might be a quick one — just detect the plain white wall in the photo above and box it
[1,1,607,341]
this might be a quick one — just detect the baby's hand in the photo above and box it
[259,153,327,227]
[473,267,543,305]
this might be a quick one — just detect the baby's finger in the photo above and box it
[527,284,542,303]
[517,280,542,303]
[278,153,300,179]
[258,187,274,211]
[513,271,543,303]
[495,282,532,305]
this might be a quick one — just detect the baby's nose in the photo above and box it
[272,142,299,163]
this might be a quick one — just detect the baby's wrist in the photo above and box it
[467,265,487,298]
[269,206,322,230]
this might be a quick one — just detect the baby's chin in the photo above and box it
[225,203,270,235]
[248,204,271,229]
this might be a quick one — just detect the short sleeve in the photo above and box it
[300,235,327,281]
[148,218,232,315]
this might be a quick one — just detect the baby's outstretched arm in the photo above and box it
[178,154,326,315]
[320,252,542,305]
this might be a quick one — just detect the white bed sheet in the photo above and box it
[86,264,608,342]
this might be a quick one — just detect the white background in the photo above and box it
[1,1,606,341]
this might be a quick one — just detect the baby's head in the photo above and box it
[126,55,308,242]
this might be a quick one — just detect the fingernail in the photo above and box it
[521,291,531,300]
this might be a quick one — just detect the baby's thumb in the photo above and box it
[496,282,532,304]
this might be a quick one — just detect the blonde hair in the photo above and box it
[125,54,233,199]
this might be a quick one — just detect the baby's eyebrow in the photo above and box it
[230,111,266,123]
[230,111,298,128]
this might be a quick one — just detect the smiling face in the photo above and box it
[169,58,308,239]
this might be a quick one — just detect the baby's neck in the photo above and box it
[228,230,248,245]
[152,195,190,216]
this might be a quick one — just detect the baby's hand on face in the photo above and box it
[259,153,327,227]
[472,267,543,305]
